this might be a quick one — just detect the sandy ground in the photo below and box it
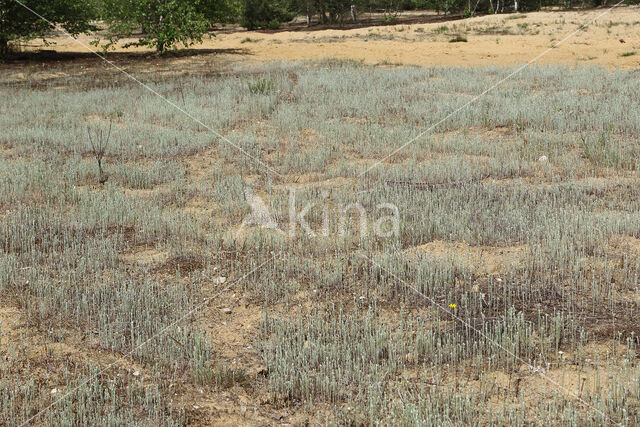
[20,6,640,69]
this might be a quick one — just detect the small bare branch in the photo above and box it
[87,119,112,184]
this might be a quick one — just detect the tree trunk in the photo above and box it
[318,1,327,24]
[0,37,9,57]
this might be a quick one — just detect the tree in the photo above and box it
[199,0,242,25]
[241,0,294,30]
[411,0,464,13]
[323,0,352,23]
[0,0,95,56]
[101,0,210,54]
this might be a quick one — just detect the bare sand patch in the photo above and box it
[406,239,528,275]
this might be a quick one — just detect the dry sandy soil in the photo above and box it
[15,6,640,70]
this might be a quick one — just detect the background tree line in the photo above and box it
[1,0,637,57]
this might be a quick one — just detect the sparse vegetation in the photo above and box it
[1,58,640,424]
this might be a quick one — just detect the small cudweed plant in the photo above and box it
[249,77,276,95]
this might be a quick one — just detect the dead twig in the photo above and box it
[87,120,112,184]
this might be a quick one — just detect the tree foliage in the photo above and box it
[200,0,242,23]
[100,0,211,53]
[0,0,95,55]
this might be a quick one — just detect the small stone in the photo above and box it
[213,277,227,285]
[133,370,140,377]
[222,308,232,314]
[193,405,200,410]
[50,388,58,395]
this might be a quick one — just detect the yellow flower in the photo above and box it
[449,303,456,309]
